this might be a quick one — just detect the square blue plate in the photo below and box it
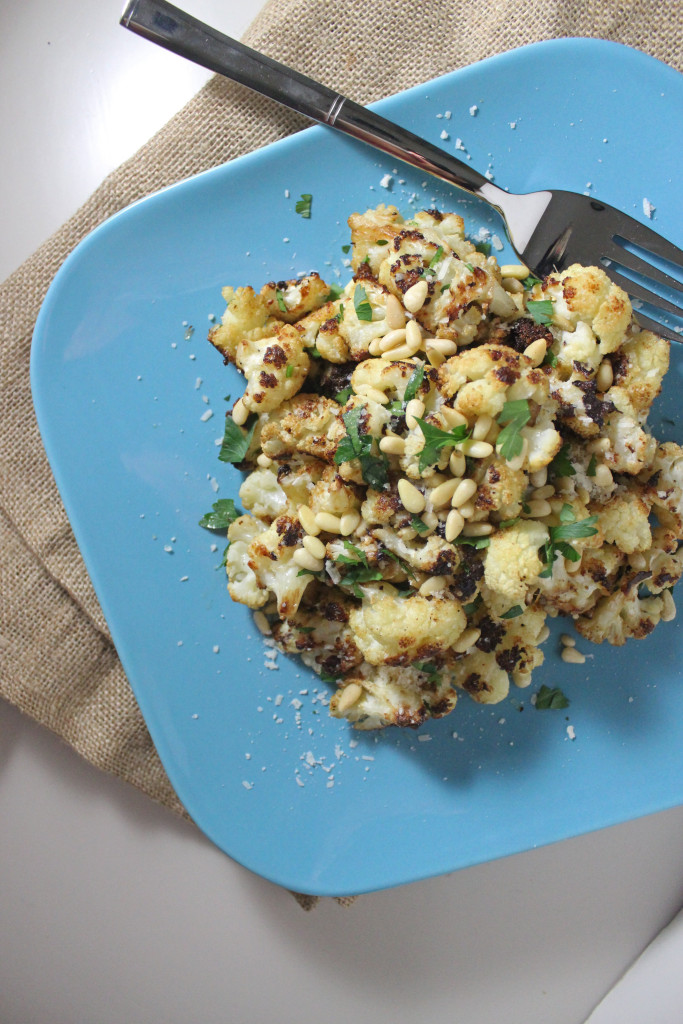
[32,39,683,896]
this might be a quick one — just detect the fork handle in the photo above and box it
[120,0,497,199]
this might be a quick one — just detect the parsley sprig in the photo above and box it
[496,399,531,461]
[415,417,470,472]
[422,246,444,276]
[535,684,570,710]
[539,503,599,577]
[218,415,256,464]
[198,498,239,531]
[295,193,312,218]
[403,364,425,404]
[274,288,287,313]
[334,405,389,490]
[353,284,373,322]
[527,299,554,326]
[550,443,576,478]
[334,540,383,598]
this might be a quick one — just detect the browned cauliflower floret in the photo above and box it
[236,324,310,414]
[260,273,330,323]
[452,648,509,705]
[272,598,363,678]
[260,394,341,462]
[543,264,631,353]
[639,442,683,531]
[484,520,549,603]
[602,390,657,474]
[245,514,314,618]
[348,590,466,666]
[538,545,624,616]
[474,458,526,519]
[598,492,652,553]
[209,285,277,362]
[238,467,291,521]
[329,662,458,730]
[307,466,363,517]
[575,587,665,646]
[609,329,669,416]
[348,204,405,274]
[225,514,270,609]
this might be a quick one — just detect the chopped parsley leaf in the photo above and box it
[353,284,373,322]
[341,244,351,254]
[336,302,345,323]
[550,443,576,478]
[295,193,312,218]
[411,514,430,535]
[587,453,597,477]
[475,241,491,256]
[464,262,475,272]
[542,349,558,368]
[376,238,389,246]
[218,415,256,464]
[403,364,425,404]
[452,535,491,549]
[496,399,531,461]
[275,288,287,313]
[527,299,554,326]
[539,503,599,577]
[326,283,344,301]
[498,517,520,529]
[535,684,570,710]
[415,417,470,472]
[500,604,524,619]
[285,364,294,379]
[199,498,240,531]
[463,595,483,615]
[522,273,542,290]
[414,661,439,674]
[334,405,389,489]
[423,245,444,274]
[335,385,353,404]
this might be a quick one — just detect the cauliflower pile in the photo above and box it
[205,204,683,730]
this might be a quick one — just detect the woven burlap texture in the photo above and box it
[1,0,681,909]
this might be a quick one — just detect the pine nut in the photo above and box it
[461,439,494,459]
[303,534,326,560]
[378,328,407,352]
[596,360,614,392]
[453,627,481,653]
[385,293,406,330]
[340,510,361,535]
[449,450,466,477]
[524,498,552,518]
[561,646,586,664]
[593,464,613,488]
[500,263,530,279]
[427,338,458,356]
[587,437,611,453]
[399,526,419,540]
[661,589,677,622]
[458,501,476,518]
[538,625,550,643]
[398,478,426,513]
[337,682,364,713]
[368,339,382,356]
[379,435,406,455]
[441,406,468,428]
[298,505,320,536]
[445,508,465,541]
[505,437,528,471]
[359,385,390,405]
[503,277,525,293]
[426,346,445,367]
[566,555,584,574]
[253,611,271,635]
[462,522,494,537]
[532,484,555,500]
[293,548,325,572]
[256,453,273,468]
[529,467,548,488]
[560,633,576,647]
[630,553,647,570]
[418,576,449,596]
[403,279,429,313]
[553,313,573,331]
[314,511,342,533]
[472,414,493,440]
[405,318,423,351]
[451,478,477,507]
[232,398,249,426]
[405,398,425,430]
[523,338,547,366]
[430,478,460,508]
[422,510,439,530]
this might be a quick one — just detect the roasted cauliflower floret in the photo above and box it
[238,467,290,520]
[598,492,652,553]
[348,590,466,666]
[484,520,549,603]
[259,394,341,461]
[609,329,669,416]
[209,285,276,362]
[260,273,330,323]
[543,264,631,353]
[330,663,457,730]
[236,324,310,413]
[640,442,683,530]
[575,588,664,646]
[225,514,270,609]
[245,514,315,618]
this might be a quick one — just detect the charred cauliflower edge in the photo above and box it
[206,203,683,730]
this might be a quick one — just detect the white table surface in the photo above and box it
[2,2,683,1022]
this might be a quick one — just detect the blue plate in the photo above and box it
[32,39,683,896]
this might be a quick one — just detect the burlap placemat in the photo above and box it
[1,0,681,910]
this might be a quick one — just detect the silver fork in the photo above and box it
[121,0,683,342]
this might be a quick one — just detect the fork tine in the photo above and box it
[631,311,683,344]
[605,244,683,296]
[615,219,683,272]
[604,268,683,318]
